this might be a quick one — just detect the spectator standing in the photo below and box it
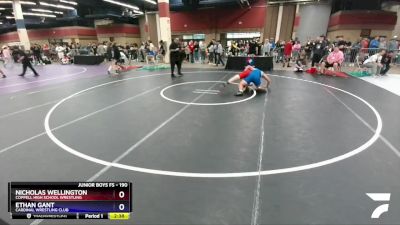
[188,40,195,63]
[207,41,215,64]
[55,44,65,62]
[231,41,239,56]
[388,38,398,51]
[360,37,369,55]
[248,39,257,55]
[159,40,166,57]
[215,40,225,67]
[283,40,293,67]
[193,41,199,62]
[292,41,301,60]
[199,41,206,64]
[106,43,112,61]
[256,39,263,55]
[32,44,44,65]
[2,45,12,69]
[379,38,387,49]
[262,39,271,56]
[311,36,327,67]
[42,44,50,58]
[369,36,380,49]
[304,39,313,60]
[97,42,106,56]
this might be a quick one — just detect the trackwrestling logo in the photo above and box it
[366,193,391,219]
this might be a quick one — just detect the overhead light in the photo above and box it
[144,0,157,4]
[39,2,75,10]
[31,8,52,13]
[0,7,5,10]
[31,8,64,14]
[103,0,139,10]
[23,12,56,18]
[0,22,2,24]
[0,1,36,5]
[5,16,14,19]
[60,0,78,6]
[133,10,144,15]
[20,1,36,5]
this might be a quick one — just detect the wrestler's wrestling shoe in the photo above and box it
[234,91,244,96]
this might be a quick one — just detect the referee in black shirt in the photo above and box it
[169,38,183,78]
[17,49,39,77]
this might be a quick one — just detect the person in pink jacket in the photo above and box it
[319,46,344,74]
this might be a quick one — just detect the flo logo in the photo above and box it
[366,193,391,219]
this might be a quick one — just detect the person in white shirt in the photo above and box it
[263,39,271,56]
[55,45,65,61]
[215,41,224,66]
[207,42,214,64]
[362,49,386,76]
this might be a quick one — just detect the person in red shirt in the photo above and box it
[188,40,195,63]
[283,40,293,67]
[360,37,369,54]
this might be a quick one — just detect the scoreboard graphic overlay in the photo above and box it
[8,182,132,220]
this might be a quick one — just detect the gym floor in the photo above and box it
[0,64,399,225]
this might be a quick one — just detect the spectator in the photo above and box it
[369,36,380,49]
[388,38,398,51]
[248,38,257,55]
[311,36,327,67]
[379,38,387,49]
[199,41,206,64]
[292,41,301,60]
[188,40,195,63]
[215,40,225,67]
[55,44,65,62]
[256,38,263,56]
[2,45,12,69]
[193,41,199,62]
[97,42,106,56]
[362,49,386,76]
[106,43,112,61]
[336,37,347,52]
[159,40,166,57]
[294,49,307,72]
[42,43,50,58]
[32,44,44,65]
[148,40,155,55]
[304,38,313,60]
[262,39,271,56]
[320,46,344,74]
[231,41,239,56]
[283,40,293,67]
[207,40,215,64]
[360,37,369,55]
